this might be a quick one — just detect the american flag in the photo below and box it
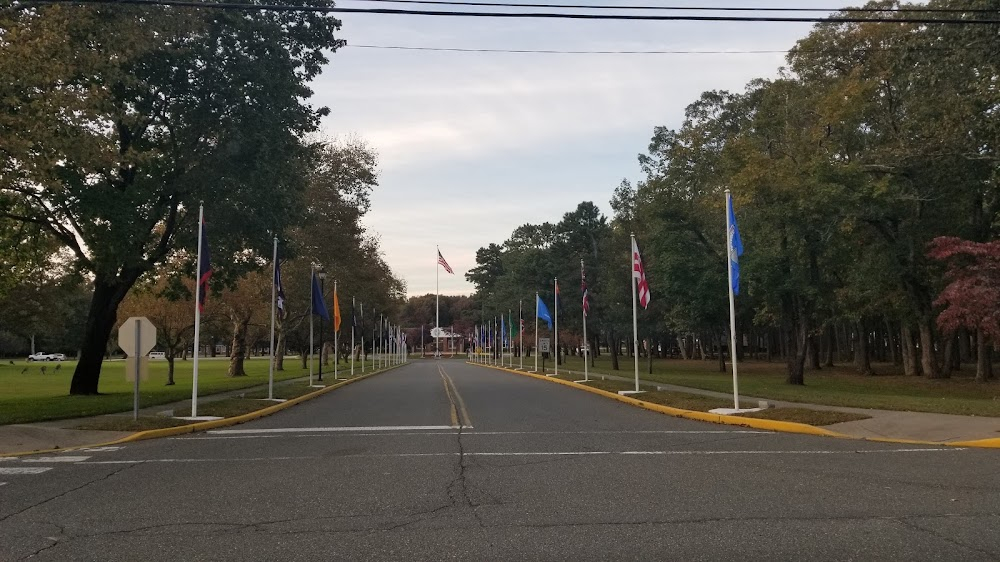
[437,249,454,274]
[197,217,212,313]
[632,237,651,309]
[581,260,590,317]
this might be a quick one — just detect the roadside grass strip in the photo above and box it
[471,362,1000,448]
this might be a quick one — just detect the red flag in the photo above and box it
[632,237,650,309]
[437,249,454,274]
[581,260,590,317]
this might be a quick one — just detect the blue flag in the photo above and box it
[727,192,744,296]
[537,295,553,330]
[501,316,506,346]
[311,271,330,321]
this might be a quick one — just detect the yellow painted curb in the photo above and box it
[1,365,403,458]
[476,363,1000,449]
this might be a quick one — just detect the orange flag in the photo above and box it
[333,286,342,333]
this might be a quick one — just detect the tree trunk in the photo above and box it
[784,297,807,386]
[717,332,726,373]
[886,319,899,366]
[228,319,248,377]
[275,334,286,371]
[70,277,133,395]
[901,324,920,376]
[609,329,619,371]
[976,328,992,382]
[807,334,821,370]
[677,335,688,360]
[697,337,707,360]
[824,324,835,368]
[941,333,957,378]
[919,318,943,379]
[166,355,176,385]
[854,320,872,375]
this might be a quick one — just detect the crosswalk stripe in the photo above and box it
[0,467,52,475]
[22,456,90,463]
[81,447,124,452]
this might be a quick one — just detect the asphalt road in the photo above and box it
[3,360,1000,561]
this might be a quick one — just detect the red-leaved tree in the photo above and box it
[928,237,1000,381]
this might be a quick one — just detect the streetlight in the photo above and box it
[317,270,327,382]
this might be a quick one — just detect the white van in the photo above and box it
[149,352,166,360]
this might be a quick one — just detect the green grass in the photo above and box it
[552,355,1000,417]
[73,416,196,432]
[735,408,871,426]
[552,373,870,426]
[0,357,339,425]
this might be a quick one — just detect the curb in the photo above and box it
[1,364,404,458]
[469,362,1000,449]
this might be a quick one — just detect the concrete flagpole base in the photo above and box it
[617,390,645,396]
[175,415,224,421]
[709,407,765,415]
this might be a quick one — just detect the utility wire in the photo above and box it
[26,0,1000,24]
[347,0,1000,14]
[350,44,790,53]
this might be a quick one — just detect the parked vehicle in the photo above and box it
[27,352,66,361]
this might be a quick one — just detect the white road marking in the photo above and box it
[208,425,470,434]
[75,448,964,465]
[80,446,124,452]
[22,456,90,463]
[182,429,766,441]
[0,482,7,486]
[0,457,17,462]
[0,467,53,475]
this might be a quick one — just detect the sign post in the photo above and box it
[118,317,157,421]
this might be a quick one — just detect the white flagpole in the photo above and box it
[534,293,539,373]
[507,310,512,368]
[630,234,640,393]
[334,280,339,381]
[554,278,559,378]
[582,260,589,383]
[519,300,524,370]
[435,246,440,358]
[191,203,205,418]
[309,265,315,387]
[726,189,741,410]
[351,296,356,377]
[268,236,277,400]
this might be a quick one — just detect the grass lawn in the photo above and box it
[0,357,348,425]
[550,355,1000,417]
[551,374,870,426]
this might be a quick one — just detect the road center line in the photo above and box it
[22,456,91,463]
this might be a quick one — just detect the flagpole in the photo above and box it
[309,265,315,387]
[582,260,589,383]
[351,296,356,377]
[555,278,560,378]
[534,293,539,373]
[435,246,440,359]
[507,310,512,368]
[361,303,365,373]
[268,236,277,400]
[630,234,640,393]
[191,203,205,418]
[726,189,741,410]
[519,300,524,370]
[334,280,339,381]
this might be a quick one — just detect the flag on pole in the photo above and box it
[351,298,357,337]
[333,285,342,333]
[197,218,212,312]
[631,237,651,309]
[581,260,590,317]
[727,193,744,296]
[437,250,454,274]
[274,254,286,317]
[537,295,553,329]
[501,316,506,346]
[311,272,330,321]
[555,279,561,314]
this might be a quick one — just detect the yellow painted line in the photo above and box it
[441,367,472,428]
[467,362,998,448]
[440,368,460,427]
[1,365,406,459]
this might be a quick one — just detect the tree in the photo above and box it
[0,3,345,393]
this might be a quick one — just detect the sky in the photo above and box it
[310,1,856,297]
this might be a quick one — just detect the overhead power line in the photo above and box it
[27,0,1000,24]
[347,0,1000,14]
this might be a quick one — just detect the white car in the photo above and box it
[27,352,65,362]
